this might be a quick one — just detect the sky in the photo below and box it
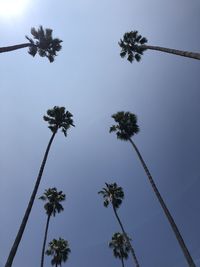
[0,0,200,267]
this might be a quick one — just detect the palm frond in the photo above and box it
[109,232,130,261]
[39,188,65,216]
[44,106,74,135]
[119,30,148,63]
[26,26,62,62]
[99,182,124,209]
[110,111,139,140]
[46,238,71,266]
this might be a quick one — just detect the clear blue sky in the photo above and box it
[0,0,200,266]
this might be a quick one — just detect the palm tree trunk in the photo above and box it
[128,138,196,267]
[41,214,51,267]
[141,44,200,60]
[4,130,57,267]
[0,43,34,53]
[112,205,140,267]
[121,257,125,267]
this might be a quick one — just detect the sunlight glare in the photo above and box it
[0,0,29,18]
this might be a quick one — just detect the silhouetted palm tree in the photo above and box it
[0,26,62,62]
[46,238,71,267]
[99,183,140,267]
[110,111,196,267]
[5,106,74,267]
[109,232,130,267]
[119,31,200,62]
[39,188,66,267]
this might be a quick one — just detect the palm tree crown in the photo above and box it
[119,31,148,62]
[26,26,62,62]
[39,188,65,217]
[110,111,139,141]
[43,106,75,136]
[109,232,130,261]
[98,182,124,209]
[46,238,71,267]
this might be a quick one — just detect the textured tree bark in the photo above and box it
[129,138,196,267]
[113,206,140,267]
[142,44,200,60]
[5,130,57,267]
[41,214,51,267]
[0,43,34,53]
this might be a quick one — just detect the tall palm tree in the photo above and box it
[119,31,200,62]
[4,106,74,267]
[98,182,140,267]
[110,111,196,267]
[39,188,66,267]
[109,232,131,267]
[46,238,71,267]
[0,26,62,62]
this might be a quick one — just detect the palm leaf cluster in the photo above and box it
[109,232,130,261]
[119,31,148,62]
[39,188,65,217]
[43,106,74,136]
[26,26,62,62]
[110,111,139,141]
[98,182,124,209]
[46,238,71,267]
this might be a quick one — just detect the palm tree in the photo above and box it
[0,26,62,62]
[4,106,74,267]
[119,31,200,62]
[110,111,196,267]
[46,238,71,267]
[39,188,66,267]
[98,182,140,267]
[109,232,131,267]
